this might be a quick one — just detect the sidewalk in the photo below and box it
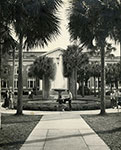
[20,112,110,150]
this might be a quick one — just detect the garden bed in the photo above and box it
[21,99,111,111]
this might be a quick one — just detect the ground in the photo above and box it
[0,113,42,150]
[82,111,121,150]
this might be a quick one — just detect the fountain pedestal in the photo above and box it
[53,89,66,99]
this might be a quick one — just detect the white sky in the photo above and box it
[31,0,71,52]
[30,0,120,56]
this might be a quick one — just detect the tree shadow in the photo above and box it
[1,113,42,124]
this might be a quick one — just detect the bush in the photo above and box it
[78,86,93,95]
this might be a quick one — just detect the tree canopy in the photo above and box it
[68,0,121,47]
[28,56,56,80]
[11,0,62,49]
[63,45,89,77]
[68,0,121,114]
[106,63,120,89]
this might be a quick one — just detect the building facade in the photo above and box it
[1,48,68,96]
[1,49,120,96]
[88,56,121,92]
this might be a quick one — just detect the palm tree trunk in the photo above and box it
[119,42,121,81]
[110,82,113,92]
[42,75,50,99]
[70,68,77,100]
[12,49,15,108]
[0,44,2,128]
[68,77,70,90]
[98,76,100,98]
[115,79,118,89]
[100,46,106,115]
[16,35,23,115]
[94,76,96,97]
[35,77,38,95]
[81,80,85,97]
[74,68,77,99]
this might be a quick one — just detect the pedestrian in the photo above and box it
[4,90,9,108]
[114,89,119,109]
[110,91,115,108]
[9,90,14,109]
[28,89,34,99]
[56,94,63,111]
[31,89,33,99]
[67,90,72,110]
[28,90,31,99]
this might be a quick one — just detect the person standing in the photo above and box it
[9,91,14,109]
[110,91,115,108]
[4,90,9,108]
[68,90,73,110]
[114,89,119,109]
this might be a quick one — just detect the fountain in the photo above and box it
[52,54,66,99]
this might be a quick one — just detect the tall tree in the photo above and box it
[0,0,17,128]
[63,45,89,99]
[10,0,62,115]
[90,62,101,97]
[106,63,120,90]
[28,56,56,99]
[68,0,121,115]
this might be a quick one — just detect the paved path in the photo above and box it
[20,112,110,150]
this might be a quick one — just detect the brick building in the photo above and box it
[1,49,120,96]
[1,48,68,97]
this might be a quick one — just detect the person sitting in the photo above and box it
[64,90,72,110]
[57,95,63,104]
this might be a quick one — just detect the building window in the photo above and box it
[28,78,35,88]
[95,81,97,87]
[1,80,7,88]
[15,66,19,75]
[26,66,30,73]
[14,79,18,88]
[4,67,8,74]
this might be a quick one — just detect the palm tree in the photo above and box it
[0,0,17,127]
[106,63,120,90]
[77,62,91,97]
[68,0,121,115]
[90,62,101,97]
[10,0,62,115]
[28,56,56,99]
[63,45,89,99]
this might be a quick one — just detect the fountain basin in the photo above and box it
[52,88,67,99]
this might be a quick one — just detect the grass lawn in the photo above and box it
[82,111,121,150]
[0,113,42,150]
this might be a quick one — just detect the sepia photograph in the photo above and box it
[0,0,121,150]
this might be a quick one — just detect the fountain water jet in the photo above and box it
[53,54,66,98]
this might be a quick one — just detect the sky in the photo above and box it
[31,0,71,52]
[30,0,120,56]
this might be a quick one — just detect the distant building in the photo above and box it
[1,48,68,96]
[88,56,121,91]
[1,49,121,96]
[2,51,45,94]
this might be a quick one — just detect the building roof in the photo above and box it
[41,48,65,57]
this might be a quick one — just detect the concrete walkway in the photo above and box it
[20,112,110,150]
